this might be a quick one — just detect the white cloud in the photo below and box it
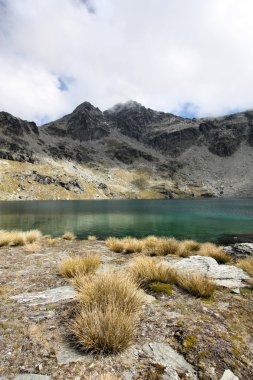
[0,0,253,123]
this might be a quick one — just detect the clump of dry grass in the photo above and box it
[181,239,201,252]
[87,235,97,241]
[84,374,121,380]
[0,230,42,247]
[70,306,137,354]
[121,237,143,253]
[128,256,177,284]
[198,243,232,264]
[175,272,216,298]
[23,243,41,253]
[45,237,59,246]
[151,238,179,256]
[59,253,101,278]
[73,272,144,315]
[105,237,125,252]
[62,231,76,240]
[236,257,253,277]
[128,256,216,298]
[70,271,144,353]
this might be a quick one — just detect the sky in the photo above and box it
[0,0,253,124]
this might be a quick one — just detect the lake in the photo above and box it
[0,199,253,243]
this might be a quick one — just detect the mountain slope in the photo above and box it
[0,101,252,200]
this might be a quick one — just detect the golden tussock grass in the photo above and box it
[198,243,232,264]
[70,271,144,353]
[87,235,97,241]
[181,239,201,252]
[105,237,125,252]
[45,237,59,246]
[59,253,101,278]
[0,230,42,247]
[62,231,76,240]
[84,374,121,380]
[175,272,216,298]
[128,256,216,298]
[236,257,253,277]
[128,256,177,284]
[23,242,41,253]
[70,305,137,354]
[73,271,144,315]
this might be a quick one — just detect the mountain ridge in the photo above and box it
[0,101,253,200]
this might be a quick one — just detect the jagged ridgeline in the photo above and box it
[0,101,253,199]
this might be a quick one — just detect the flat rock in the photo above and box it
[141,342,196,379]
[220,369,239,380]
[225,243,253,257]
[13,375,50,380]
[171,255,249,289]
[10,286,76,306]
[55,344,86,365]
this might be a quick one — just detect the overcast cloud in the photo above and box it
[0,0,253,124]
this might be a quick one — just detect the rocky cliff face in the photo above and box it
[0,101,253,199]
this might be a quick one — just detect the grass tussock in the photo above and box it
[198,243,232,264]
[0,230,41,247]
[236,257,253,277]
[175,272,216,298]
[128,256,216,298]
[84,374,121,380]
[23,243,41,253]
[59,253,101,278]
[45,237,59,246]
[71,272,144,353]
[70,306,137,354]
[73,272,144,315]
[87,235,97,241]
[105,237,125,252]
[128,256,177,284]
[62,231,76,240]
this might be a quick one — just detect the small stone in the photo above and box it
[220,369,239,380]
[55,344,86,365]
[11,286,76,306]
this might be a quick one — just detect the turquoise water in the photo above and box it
[0,199,253,242]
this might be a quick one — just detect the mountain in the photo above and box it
[0,101,253,200]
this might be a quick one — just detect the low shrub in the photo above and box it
[59,253,101,278]
[62,232,76,240]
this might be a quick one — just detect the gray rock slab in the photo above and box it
[220,369,239,380]
[141,342,196,378]
[55,344,86,365]
[225,243,253,257]
[10,286,76,305]
[13,375,50,380]
[171,255,249,289]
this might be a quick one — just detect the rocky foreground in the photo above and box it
[0,238,253,380]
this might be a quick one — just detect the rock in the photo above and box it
[55,344,86,365]
[225,243,253,257]
[171,255,250,289]
[220,369,239,380]
[13,375,50,380]
[11,286,76,306]
[141,342,196,379]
